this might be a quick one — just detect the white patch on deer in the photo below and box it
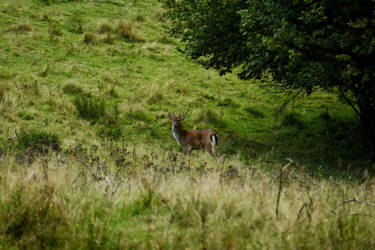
[211,134,217,148]
[172,126,182,147]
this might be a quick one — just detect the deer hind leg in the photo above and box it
[206,145,217,157]
[208,134,218,157]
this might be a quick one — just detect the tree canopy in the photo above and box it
[162,0,375,157]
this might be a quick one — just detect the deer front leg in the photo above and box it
[183,145,191,155]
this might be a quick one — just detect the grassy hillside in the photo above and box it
[0,0,374,248]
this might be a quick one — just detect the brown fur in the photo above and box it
[169,108,218,157]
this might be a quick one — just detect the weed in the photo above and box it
[16,130,61,153]
[74,95,105,122]
[83,32,97,45]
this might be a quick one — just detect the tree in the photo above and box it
[162,0,375,157]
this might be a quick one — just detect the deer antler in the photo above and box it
[167,109,175,120]
[180,104,190,120]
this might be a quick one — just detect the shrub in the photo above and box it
[74,95,105,122]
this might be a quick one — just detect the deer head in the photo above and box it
[167,104,190,128]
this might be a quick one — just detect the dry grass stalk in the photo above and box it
[275,159,296,219]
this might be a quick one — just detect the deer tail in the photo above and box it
[211,133,218,148]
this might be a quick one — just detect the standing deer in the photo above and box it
[168,105,218,157]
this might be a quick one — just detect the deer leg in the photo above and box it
[183,146,191,155]
[207,145,217,158]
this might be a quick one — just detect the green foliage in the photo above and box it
[74,95,106,122]
[16,130,61,153]
[162,0,375,156]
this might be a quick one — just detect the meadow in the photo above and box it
[0,0,374,248]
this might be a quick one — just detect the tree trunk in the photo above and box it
[359,103,375,160]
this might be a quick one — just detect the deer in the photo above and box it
[167,105,218,157]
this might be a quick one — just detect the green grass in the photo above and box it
[0,0,373,248]
[74,95,106,122]
[16,130,61,153]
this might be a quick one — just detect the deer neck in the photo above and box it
[172,124,184,147]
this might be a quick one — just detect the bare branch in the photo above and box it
[330,198,375,214]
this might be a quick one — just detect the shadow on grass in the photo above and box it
[218,112,372,180]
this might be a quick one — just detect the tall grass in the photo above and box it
[0,146,375,249]
[74,95,106,122]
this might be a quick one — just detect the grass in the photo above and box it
[0,0,373,248]
[16,130,60,153]
[74,95,106,122]
[1,149,375,248]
